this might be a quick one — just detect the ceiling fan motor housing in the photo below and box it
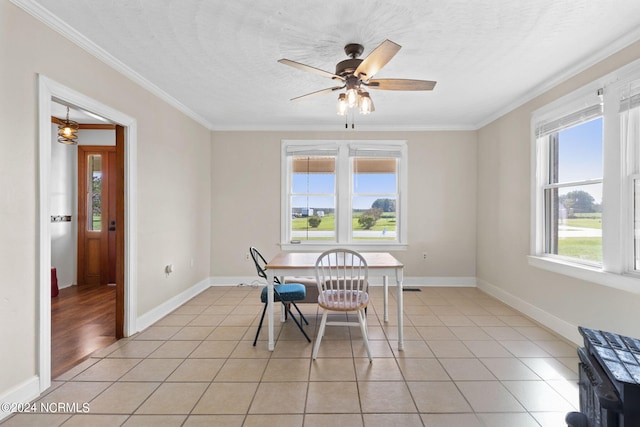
[336,43,365,77]
[335,58,363,77]
[344,43,364,58]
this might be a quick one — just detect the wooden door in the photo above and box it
[78,146,116,286]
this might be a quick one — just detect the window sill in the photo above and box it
[528,255,640,295]
[280,242,408,252]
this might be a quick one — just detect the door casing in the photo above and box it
[38,75,137,392]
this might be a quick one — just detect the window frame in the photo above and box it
[281,140,408,251]
[529,58,640,294]
[538,107,604,267]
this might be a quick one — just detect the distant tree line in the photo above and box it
[560,190,600,217]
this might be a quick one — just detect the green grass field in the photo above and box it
[292,214,335,231]
[565,212,601,229]
[292,213,397,231]
[558,213,602,262]
[558,237,602,262]
[292,212,396,240]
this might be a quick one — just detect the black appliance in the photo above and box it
[566,327,640,427]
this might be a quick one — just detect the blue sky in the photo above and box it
[557,117,603,203]
[291,119,603,212]
[292,172,396,210]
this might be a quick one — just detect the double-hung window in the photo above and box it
[534,95,604,265]
[531,59,640,291]
[282,140,407,250]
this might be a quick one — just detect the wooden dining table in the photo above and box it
[264,251,405,351]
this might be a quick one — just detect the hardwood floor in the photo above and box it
[51,284,117,378]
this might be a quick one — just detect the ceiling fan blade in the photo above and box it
[366,78,437,91]
[290,85,345,101]
[278,59,344,81]
[354,39,401,81]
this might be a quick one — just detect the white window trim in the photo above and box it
[529,58,640,294]
[281,139,408,251]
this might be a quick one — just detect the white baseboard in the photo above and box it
[400,276,477,287]
[476,278,581,345]
[0,376,40,421]
[209,276,477,287]
[139,275,578,345]
[210,276,265,287]
[136,277,211,332]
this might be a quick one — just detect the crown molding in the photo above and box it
[12,0,640,133]
[475,27,640,129]
[10,0,215,130]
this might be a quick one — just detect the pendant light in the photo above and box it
[57,106,79,145]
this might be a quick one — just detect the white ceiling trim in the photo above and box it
[12,0,640,132]
[475,24,640,129]
[10,0,214,130]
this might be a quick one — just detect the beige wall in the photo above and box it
[210,130,477,280]
[7,0,640,408]
[0,1,211,395]
[476,40,640,343]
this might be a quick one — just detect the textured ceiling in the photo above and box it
[19,0,640,130]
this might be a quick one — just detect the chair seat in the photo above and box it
[284,277,318,303]
[318,289,369,311]
[260,283,306,303]
[251,246,310,346]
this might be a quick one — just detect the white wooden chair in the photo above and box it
[313,248,372,362]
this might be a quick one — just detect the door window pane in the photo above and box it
[87,154,102,231]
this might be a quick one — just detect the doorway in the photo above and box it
[50,125,122,378]
[39,75,137,392]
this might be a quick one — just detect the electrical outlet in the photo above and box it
[245,253,250,262]
[422,252,427,260]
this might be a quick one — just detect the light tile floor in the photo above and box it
[2,286,579,426]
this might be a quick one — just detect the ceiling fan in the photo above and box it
[278,39,436,116]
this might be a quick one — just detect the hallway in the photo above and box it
[52,284,117,378]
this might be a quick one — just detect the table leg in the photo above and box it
[266,271,275,351]
[279,276,286,322]
[383,275,389,323]
[396,269,404,351]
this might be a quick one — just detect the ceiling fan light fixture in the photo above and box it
[344,75,360,108]
[337,93,348,116]
[57,106,79,145]
[346,87,358,108]
[358,92,374,114]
